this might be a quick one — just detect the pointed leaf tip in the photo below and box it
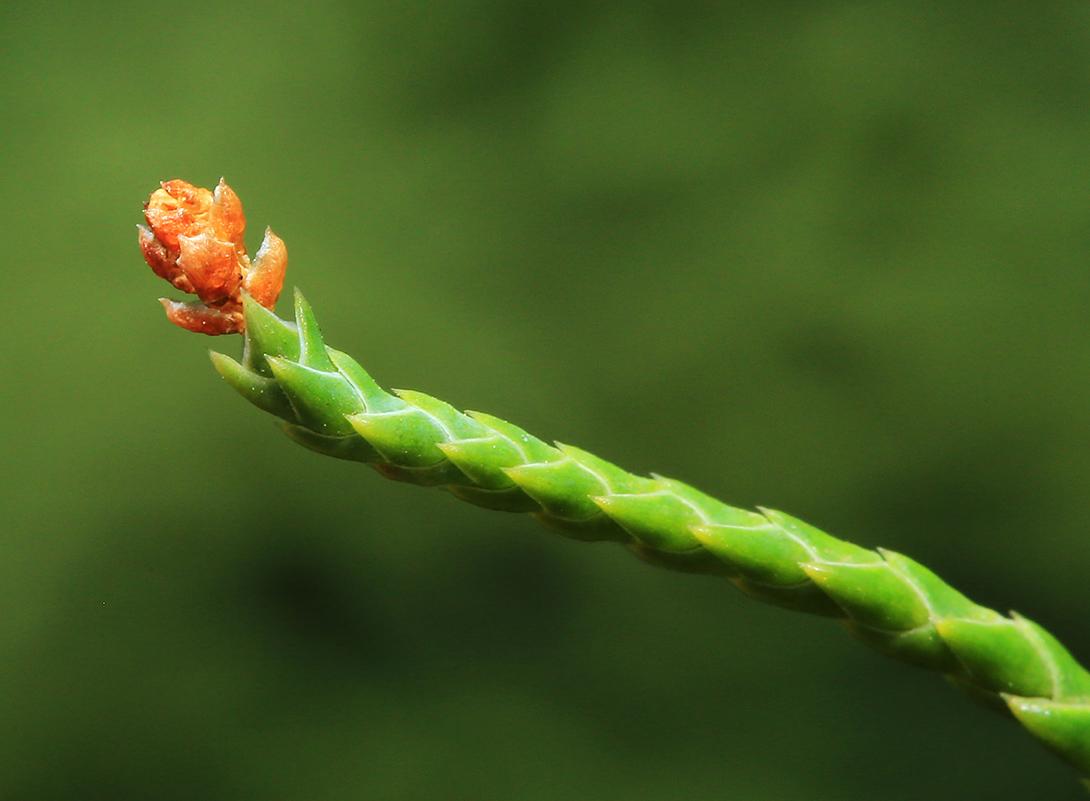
[291,287,335,371]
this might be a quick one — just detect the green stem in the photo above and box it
[208,289,1090,780]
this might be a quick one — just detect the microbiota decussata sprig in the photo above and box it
[140,179,1090,787]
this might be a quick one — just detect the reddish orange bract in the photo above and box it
[139,178,286,334]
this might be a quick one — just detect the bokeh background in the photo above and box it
[3,1,1090,798]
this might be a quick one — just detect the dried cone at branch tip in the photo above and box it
[139,178,287,334]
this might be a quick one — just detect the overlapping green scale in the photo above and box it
[209,290,1090,780]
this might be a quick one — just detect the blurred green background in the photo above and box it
[3,0,1090,798]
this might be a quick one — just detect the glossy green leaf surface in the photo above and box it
[209,293,1090,780]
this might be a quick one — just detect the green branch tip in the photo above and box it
[194,289,1090,782]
